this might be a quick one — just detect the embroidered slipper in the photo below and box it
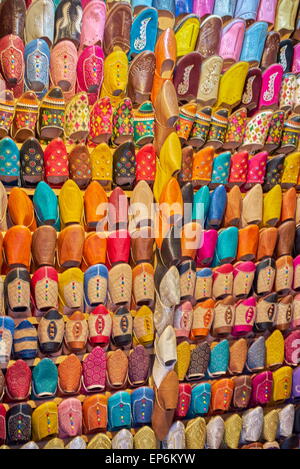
[64,92,90,142]
[0,90,15,138]
[50,40,77,102]
[185,416,207,449]
[191,146,214,188]
[211,378,234,413]
[89,97,113,145]
[68,144,91,189]
[77,45,104,105]
[111,306,132,349]
[206,416,224,449]
[31,401,58,441]
[128,51,155,106]
[6,360,31,401]
[38,87,65,139]
[106,349,128,389]
[88,305,111,347]
[233,261,256,298]
[224,414,242,449]
[128,346,150,386]
[20,137,44,187]
[0,0,26,41]
[241,67,262,113]
[11,91,39,142]
[208,339,230,377]
[186,383,211,418]
[173,52,201,104]
[232,375,252,409]
[58,267,84,315]
[133,101,155,146]
[240,22,268,67]
[90,143,112,188]
[191,298,214,339]
[6,404,32,445]
[129,7,158,59]
[131,386,154,428]
[196,14,222,59]
[37,308,64,354]
[100,50,128,108]
[163,421,185,449]
[261,31,280,72]
[219,19,245,71]
[24,39,50,99]
[112,429,133,450]
[0,34,24,97]
[64,311,88,353]
[82,346,106,393]
[44,138,69,188]
[188,105,211,148]
[112,98,134,146]
[4,267,31,319]
[80,0,106,50]
[58,398,82,439]
[31,266,58,316]
[228,151,248,187]
[82,394,108,433]
[132,305,154,348]
[108,391,132,431]
[31,358,58,399]
[58,354,82,395]
[112,141,136,189]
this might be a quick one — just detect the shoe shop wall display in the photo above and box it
[0,0,300,452]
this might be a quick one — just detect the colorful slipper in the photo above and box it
[11,91,39,142]
[38,87,65,139]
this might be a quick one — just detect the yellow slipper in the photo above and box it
[224,413,242,449]
[272,366,293,402]
[58,267,84,315]
[185,417,206,449]
[43,438,64,449]
[132,305,154,348]
[263,184,282,227]
[134,426,157,449]
[100,50,128,107]
[174,341,191,381]
[281,152,300,188]
[58,179,84,227]
[32,402,58,442]
[87,433,112,449]
[175,14,200,57]
[90,143,113,187]
[215,61,249,111]
[263,410,279,442]
[153,132,182,201]
[265,329,284,369]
